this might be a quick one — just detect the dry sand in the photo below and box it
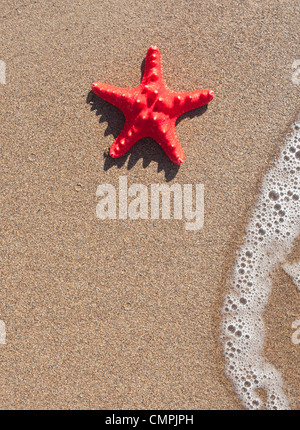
[0,0,299,409]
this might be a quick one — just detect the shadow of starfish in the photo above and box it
[87,57,209,182]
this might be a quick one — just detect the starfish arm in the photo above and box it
[141,45,165,86]
[171,89,214,117]
[109,122,142,158]
[156,125,185,165]
[92,82,134,111]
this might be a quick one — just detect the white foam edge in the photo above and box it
[221,118,300,410]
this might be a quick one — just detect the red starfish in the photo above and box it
[92,46,214,165]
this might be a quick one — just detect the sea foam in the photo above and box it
[221,119,300,410]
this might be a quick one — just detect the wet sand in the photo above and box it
[0,0,299,409]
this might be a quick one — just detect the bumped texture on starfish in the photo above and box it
[92,46,214,164]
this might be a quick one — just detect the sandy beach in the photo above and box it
[0,0,299,409]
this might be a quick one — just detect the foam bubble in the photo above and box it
[221,118,300,410]
[283,261,300,290]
